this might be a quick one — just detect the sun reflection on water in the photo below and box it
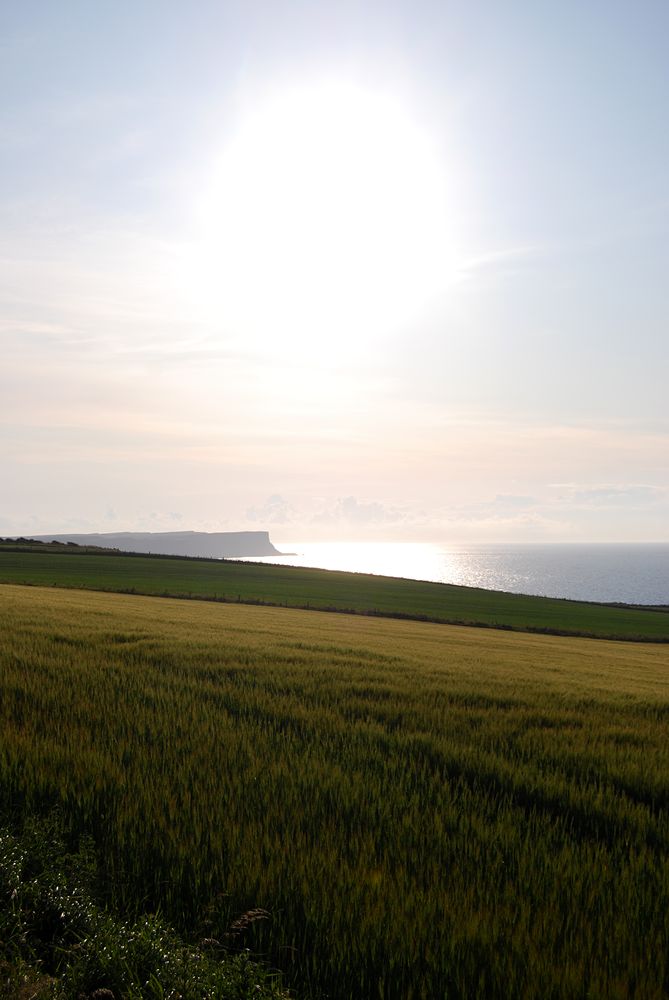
[235,541,669,605]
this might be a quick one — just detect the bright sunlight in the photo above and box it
[194,80,458,360]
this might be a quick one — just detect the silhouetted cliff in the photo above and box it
[34,531,281,559]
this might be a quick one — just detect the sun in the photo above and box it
[194,79,457,361]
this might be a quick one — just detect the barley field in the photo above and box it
[1,583,668,998]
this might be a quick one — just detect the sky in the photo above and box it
[2,0,668,542]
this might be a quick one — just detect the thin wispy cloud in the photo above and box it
[456,244,542,278]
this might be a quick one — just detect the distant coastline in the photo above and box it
[31,530,284,560]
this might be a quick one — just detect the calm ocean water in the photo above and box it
[238,542,669,606]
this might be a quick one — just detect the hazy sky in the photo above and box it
[2,0,668,542]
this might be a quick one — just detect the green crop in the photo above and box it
[1,584,668,998]
[2,546,669,640]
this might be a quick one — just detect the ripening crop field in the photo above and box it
[1,584,669,999]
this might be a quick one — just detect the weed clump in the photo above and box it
[0,818,288,1000]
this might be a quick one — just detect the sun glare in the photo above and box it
[195,80,457,361]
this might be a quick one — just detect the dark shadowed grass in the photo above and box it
[1,546,668,641]
[1,584,668,998]
[0,814,288,999]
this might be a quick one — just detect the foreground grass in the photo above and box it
[0,815,287,1000]
[1,584,669,998]
[2,547,669,641]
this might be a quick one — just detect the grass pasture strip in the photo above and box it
[1,585,669,998]
[1,548,669,641]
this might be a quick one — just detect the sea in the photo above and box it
[236,542,669,606]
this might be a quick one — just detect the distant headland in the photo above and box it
[32,530,283,559]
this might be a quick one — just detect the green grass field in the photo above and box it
[2,583,668,998]
[1,546,669,641]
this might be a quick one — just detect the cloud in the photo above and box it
[243,494,423,538]
[444,494,540,523]
[492,494,537,508]
[246,495,296,525]
[455,245,541,283]
[559,484,666,507]
[312,496,411,526]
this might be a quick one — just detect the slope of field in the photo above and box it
[1,584,668,998]
[1,547,669,640]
